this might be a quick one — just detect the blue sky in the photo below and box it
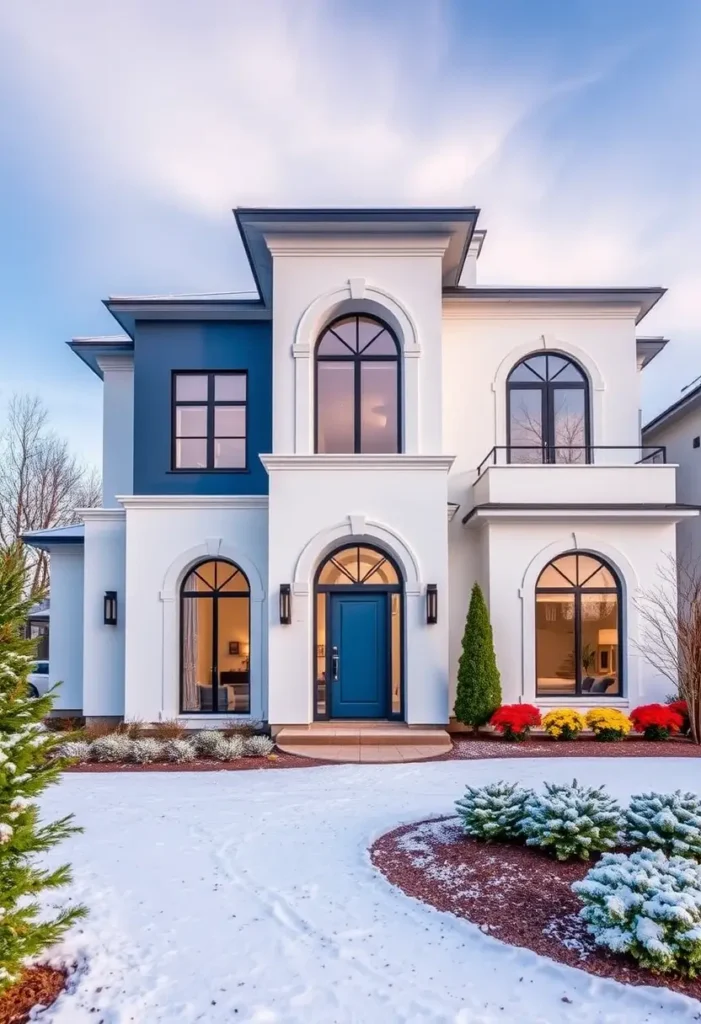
[1,0,699,468]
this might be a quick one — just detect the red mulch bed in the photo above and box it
[446,733,701,760]
[0,966,66,1024]
[65,752,330,772]
[371,817,701,1001]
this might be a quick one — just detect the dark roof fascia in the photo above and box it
[235,207,481,305]
[462,502,698,524]
[22,532,85,551]
[104,297,270,338]
[443,286,666,324]
[68,338,134,379]
[643,383,701,435]
[636,336,669,369]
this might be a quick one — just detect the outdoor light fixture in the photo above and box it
[426,584,438,624]
[103,591,118,626]
[279,584,291,625]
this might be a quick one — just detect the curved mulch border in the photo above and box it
[65,751,330,772]
[0,966,66,1024]
[370,817,701,1002]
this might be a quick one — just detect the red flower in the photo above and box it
[629,703,684,735]
[490,703,542,738]
[668,700,690,733]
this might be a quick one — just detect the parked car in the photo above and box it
[27,660,50,698]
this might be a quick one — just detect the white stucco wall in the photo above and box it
[462,519,678,712]
[645,405,701,566]
[264,456,452,726]
[121,497,268,724]
[47,546,84,711]
[81,510,126,717]
[97,355,134,508]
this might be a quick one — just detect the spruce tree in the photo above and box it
[0,545,86,993]
[454,582,502,731]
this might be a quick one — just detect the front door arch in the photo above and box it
[314,544,404,720]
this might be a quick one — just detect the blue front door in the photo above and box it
[329,593,388,718]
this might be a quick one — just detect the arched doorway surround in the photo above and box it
[313,543,404,720]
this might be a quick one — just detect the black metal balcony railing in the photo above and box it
[476,445,667,477]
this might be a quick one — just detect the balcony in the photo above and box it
[470,445,680,516]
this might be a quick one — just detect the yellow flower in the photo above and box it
[585,707,631,738]
[542,708,585,740]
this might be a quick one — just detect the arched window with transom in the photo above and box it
[535,552,622,698]
[314,544,403,720]
[507,352,590,463]
[180,559,250,714]
[315,315,401,454]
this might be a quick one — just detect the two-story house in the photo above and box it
[25,207,693,750]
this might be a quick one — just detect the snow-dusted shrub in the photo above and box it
[625,791,701,860]
[162,739,196,763]
[126,738,164,764]
[210,736,245,761]
[56,740,90,762]
[520,779,623,861]
[89,734,132,763]
[573,848,701,976]
[243,734,274,757]
[455,781,532,842]
[193,729,227,758]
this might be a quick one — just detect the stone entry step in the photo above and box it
[275,723,452,763]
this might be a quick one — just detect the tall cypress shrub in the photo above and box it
[454,582,502,732]
[0,545,86,993]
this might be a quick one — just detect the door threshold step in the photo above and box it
[275,725,452,750]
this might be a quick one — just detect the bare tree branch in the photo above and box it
[0,395,101,596]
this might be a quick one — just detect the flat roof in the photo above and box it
[23,524,85,550]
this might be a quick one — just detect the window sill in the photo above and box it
[536,697,628,707]
[167,469,250,475]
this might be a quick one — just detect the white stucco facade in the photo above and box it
[26,206,695,727]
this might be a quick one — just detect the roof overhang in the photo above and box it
[235,207,480,306]
[103,297,269,339]
[443,287,666,324]
[23,524,85,551]
[636,336,669,370]
[643,383,701,436]
[463,503,698,526]
[68,336,134,378]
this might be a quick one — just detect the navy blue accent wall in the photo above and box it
[133,321,272,495]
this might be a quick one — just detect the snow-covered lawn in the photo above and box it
[39,758,701,1023]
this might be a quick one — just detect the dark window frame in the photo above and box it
[535,551,623,699]
[507,353,590,464]
[171,370,248,472]
[313,543,404,722]
[180,558,251,715]
[314,314,402,454]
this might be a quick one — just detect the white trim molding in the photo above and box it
[78,508,126,523]
[118,495,269,510]
[260,454,455,473]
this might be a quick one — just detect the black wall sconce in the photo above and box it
[279,584,291,625]
[104,590,118,626]
[426,584,438,624]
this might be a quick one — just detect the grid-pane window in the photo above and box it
[173,372,246,470]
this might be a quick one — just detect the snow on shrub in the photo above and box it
[243,735,274,757]
[455,781,532,842]
[163,739,196,763]
[630,704,684,741]
[127,738,164,764]
[625,791,701,860]
[520,779,623,861]
[542,708,585,741]
[573,848,701,976]
[56,740,90,762]
[489,703,541,741]
[211,736,245,761]
[585,707,631,742]
[193,730,228,758]
[89,734,132,763]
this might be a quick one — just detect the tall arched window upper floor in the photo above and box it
[507,352,591,464]
[315,314,402,454]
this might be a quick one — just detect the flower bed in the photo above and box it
[0,965,66,1024]
[371,818,701,999]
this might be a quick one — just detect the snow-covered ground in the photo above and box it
[37,758,701,1023]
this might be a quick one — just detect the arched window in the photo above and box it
[180,559,250,714]
[507,353,590,464]
[314,544,403,720]
[535,552,621,698]
[315,315,400,454]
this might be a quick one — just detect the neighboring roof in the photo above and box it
[443,286,666,324]
[234,207,481,305]
[643,381,701,436]
[23,524,85,551]
[68,336,134,378]
[462,502,699,524]
[636,336,669,369]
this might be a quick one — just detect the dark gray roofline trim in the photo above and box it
[643,384,701,435]
[22,534,85,549]
[68,338,134,379]
[462,502,698,524]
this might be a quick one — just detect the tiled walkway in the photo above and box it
[275,722,452,762]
